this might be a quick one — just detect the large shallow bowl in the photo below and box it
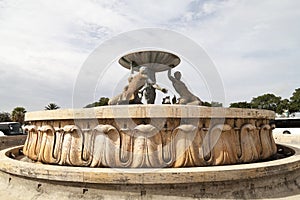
[118,50,180,72]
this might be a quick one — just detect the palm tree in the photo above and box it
[45,103,60,110]
[11,107,26,124]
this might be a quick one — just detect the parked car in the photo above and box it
[0,122,24,136]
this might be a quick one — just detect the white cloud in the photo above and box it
[178,0,300,104]
[0,0,299,111]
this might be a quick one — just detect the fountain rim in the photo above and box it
[0,144,299,185]
[25,105,275,121]
[118,50,181,72]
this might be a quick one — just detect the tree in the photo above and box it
[84,97,109,108]
[0,112,11,122]
[202,101,211,107]
[98,97,109,106]
[211,101,223,107]
[276,98,290,114]
[289,88,300,113]
[230,101,252,109]
[11,107,26,124]
[250,93,281,112]
[45,103,60,110]
[202,101,223,107]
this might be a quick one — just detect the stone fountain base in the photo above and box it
[23,105,277,168]
[0,144,300,199]
[1,105,297,199]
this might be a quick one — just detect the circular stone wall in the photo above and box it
[23,105,277,168]
[0,145,300,199]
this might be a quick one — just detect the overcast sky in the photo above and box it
[0,0,299,112]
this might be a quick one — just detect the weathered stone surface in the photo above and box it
[25,105,275,120]
[0,135,27,150]
[0,145,300,199]
[23,106,277,167]
[274,133,300,146]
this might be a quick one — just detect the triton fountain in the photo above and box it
[0,50,300,199]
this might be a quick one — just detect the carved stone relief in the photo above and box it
[24,119,277,168]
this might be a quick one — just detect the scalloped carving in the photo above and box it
[23,119,277,168]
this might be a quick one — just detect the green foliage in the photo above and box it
[230,101,252,108]
[276,98,290,114]
[0,112,11,122]
[84,97,109,108]
[250,93,281,112]
[289,88,300,113]
[11,107,26,125]
[202,101,211,107]
[202,101,223,107]
[211,101,223,107]
[45,103,60,110]
[229,93,294,114]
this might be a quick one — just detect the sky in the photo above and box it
[0,0,299,112]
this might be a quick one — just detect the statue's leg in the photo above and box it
[145,86,156,104]
[129,91,143,104]
[187,101,201,105]
[186,96,202,105]
[178,98,188,104]
[108,94,122,105]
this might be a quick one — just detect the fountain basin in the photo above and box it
[23,105,277,168]
[0,144,299,199]
[118,50,180,72]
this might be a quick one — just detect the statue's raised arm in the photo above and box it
[168,69,176,82]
